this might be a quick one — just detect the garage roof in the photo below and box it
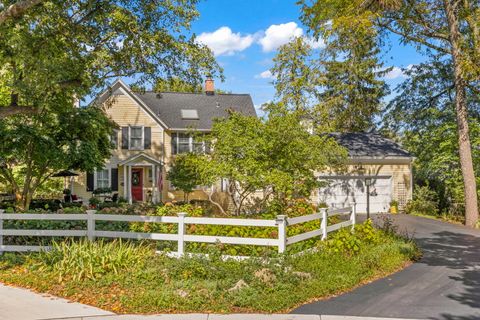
[331,132,412,159]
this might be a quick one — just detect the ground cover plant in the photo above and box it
[0,220,419,314]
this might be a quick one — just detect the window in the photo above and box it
[178,133,190,154]
[96,169,109,189]
[130,126,143,150]
[172,133,209,155]
[111,129,119,149]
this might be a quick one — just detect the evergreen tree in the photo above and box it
[317,26,390,132]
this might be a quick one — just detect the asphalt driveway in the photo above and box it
[294,214,480,320]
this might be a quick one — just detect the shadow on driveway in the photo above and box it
[293,214,480,320]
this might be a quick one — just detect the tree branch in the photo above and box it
[0,106,37,118]
[378,18,450,54]
[0,0,44,25]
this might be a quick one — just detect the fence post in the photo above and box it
[86,210,96,241]
[0,209,4,255]
[177,212,187,257]
[351,202,357,231]
[276,215,287,254]
[320,208,328,240]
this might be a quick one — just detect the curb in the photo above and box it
[51,314,424,320]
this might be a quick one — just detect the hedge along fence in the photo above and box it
[0,205,356,257]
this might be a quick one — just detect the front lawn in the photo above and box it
[0,221,419,314]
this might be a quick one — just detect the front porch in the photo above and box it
[118,153,163,204]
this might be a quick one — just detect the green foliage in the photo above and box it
[316,24,389,132]
[383,59,480,217]
[270,24,388,132]
[0,230,418,313]
[300,0,480,226]
[0,107,116,210]
[33,239,153,281]
[89,197,101,207]
[271,37,317,111]
[323,220,381,255]
[0,0,221,113]
[167,154,204,201]
[193,105,347,214]
[405,186,439,216]
[93,187,112,195]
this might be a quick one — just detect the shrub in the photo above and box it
[89,197,101,207]
[29,199,62,212]
[322,220,382,256]
[405,185,439,216]
[34,239,154,281]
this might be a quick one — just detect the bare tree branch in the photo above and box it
[0,0,44,25]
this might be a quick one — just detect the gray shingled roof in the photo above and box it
[330,132,412,158]
[134,92,256,130]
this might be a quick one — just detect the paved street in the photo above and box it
[295,214,480,320]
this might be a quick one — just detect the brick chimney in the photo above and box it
[205,77,214,95]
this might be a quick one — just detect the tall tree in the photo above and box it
[317,24,390,132]
[271,37,317,111]
[271,30,388,132]
[154,77,203,93]
[0,105,116,210]
[190,106,347,215]
[0,0,221,118]
[301,0,480,226]
[383,59,480,215]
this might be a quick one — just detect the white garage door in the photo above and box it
[318,177,392,214]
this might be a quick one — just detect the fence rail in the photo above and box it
[0,204,356,256]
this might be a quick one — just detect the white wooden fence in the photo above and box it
[0,204,356,256]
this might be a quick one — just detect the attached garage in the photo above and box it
[316,133,414,214]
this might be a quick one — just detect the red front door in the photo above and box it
[131,168,143,202]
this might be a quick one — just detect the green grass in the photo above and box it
[0,225,419,314]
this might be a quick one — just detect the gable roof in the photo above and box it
[330,132,412,159]
[134,91,256,130]
[95,79,170,129]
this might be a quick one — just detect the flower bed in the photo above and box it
[0,221,420,314]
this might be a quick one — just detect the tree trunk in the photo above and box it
[445,0,479,227]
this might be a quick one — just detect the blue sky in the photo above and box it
[190,0,427,112]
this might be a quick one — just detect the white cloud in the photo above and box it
[258,22,304,52]
[257,22,325,52]
[383,65,414,80]
[196,26,254,56]
[384,67,405,79]
[306,37,325,49]
[255,70,276,80]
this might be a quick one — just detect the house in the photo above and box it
[315,133,413,213]
[73,79,413,213]
[72,79,256,204]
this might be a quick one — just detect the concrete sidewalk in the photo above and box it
[0,283,420,320]
[0,283,112,320]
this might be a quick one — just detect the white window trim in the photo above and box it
[129,126,144,151]
[173,133,208,155]
[110,129,119,149]
[93,167,111,190]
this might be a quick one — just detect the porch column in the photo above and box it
[123,165,127,202]
[152,164,157,203]
[128,165,132,204]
